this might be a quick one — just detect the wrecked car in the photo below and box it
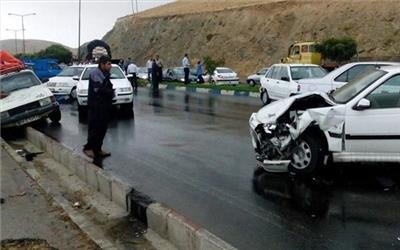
[250,66,400,175]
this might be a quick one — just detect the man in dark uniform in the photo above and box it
[151,59,159,97]
[83,55,114,162]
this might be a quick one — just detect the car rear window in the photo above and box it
[217,69,233,74]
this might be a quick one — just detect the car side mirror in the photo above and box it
[73,76,80,81]
[355,98,371,110]
[281,77,290,82]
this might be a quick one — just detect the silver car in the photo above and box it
[246,67,269,86]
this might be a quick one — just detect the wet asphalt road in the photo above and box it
[27,88,400,250]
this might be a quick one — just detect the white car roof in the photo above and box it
[82,64,119,68]
[342,61,400,66]
[379,65,400,73]
[271,63,321,67]
[216,67,234,70]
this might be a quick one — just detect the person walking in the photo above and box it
[146,57,153,82]
[127,60,138,91]
[196,61,204,84]
[83,55,114,163]
[123,57,131,74]
[155,55,163,83]
[182,54,191,84]
[151,58,159,96]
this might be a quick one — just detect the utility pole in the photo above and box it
[6,28,21,54]
[78,0,82,62]
[8,13,36,54]
[131,0,135,15]
[135,0,139,14]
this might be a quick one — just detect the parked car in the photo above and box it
[250,66,400,176]
[297,61,400,94]
[76,64,134,120]
[1,69,61,128]
[260,64,327,104]
[46,65,84,99]
[23,58,62,82]
[210,67,239,85]
[164,67,197,83]
[246,67,269,86]
[137,67,149,80]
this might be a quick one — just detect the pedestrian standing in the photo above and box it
[151,59,159,96]
[123,57,131,74]
[155,55,163,83]
[83,55,114,163]
[196,61,204,84]
[127,61,138,91]
[146,58,153,82]
[182,54,191,84]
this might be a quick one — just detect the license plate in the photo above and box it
[16,115,41,126]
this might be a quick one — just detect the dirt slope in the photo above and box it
[0,39,76,54]
[103,0,400,78]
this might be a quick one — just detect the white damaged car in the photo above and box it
[1,70,61,128]
[250,66,400,175]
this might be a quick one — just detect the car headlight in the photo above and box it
[1,111,10,119]
[78,89,88,95]
[118,87,132,93]
[39,97,52,106]
[47,82,56,87]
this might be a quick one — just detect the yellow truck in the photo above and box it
[281,42,322,65]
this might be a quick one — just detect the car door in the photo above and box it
[345,74,400,153]
[264,66,278,99]
[275,66,291,99]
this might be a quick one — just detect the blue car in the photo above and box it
[23,59,62,82]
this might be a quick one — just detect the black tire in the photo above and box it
[69,87,77,100]
[260,89,271,105]
[288,134,326,176]
[78,105,88,122]
[248,80,256,87]
[252,167,268,195]
[48,108,61,123]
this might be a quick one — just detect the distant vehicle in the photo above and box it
[164,67,197,83]
[250,66,400,176]
[46,66,84,99]
[23,58,62,82]
[85,39,111,62]
[210,67,239,85]
[1,66,61,127]
[137,67,149,80]
[281,41,321,65]
[297,62,400,94]
[260,64,327,104]
[246,67,269,86]
[76,64,133,120]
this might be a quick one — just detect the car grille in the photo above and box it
[8,101,41,116]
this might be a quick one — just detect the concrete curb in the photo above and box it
[145,83,259,98]
[25,127,237,250]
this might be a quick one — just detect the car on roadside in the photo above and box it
[246,67,269,86]
[46,65,84,99]
[250,66,400,176]
[76,64,134,120]
[297,61,400,94]
[164,67,197,83]
[210,67,239,85]
[137,67,149,80]
[260,64,327,104]
[23,58,62,82]
[1,69,61,128]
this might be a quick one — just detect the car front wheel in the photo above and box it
[260,89,270,105]
[69,87,77,99]
[48,108,61,123]
[248,80,256,87]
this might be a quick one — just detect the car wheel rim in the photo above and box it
[291,141,312,170]
[262,91,268,103]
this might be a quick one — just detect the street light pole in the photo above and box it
[6,28,21,54]
[78,0,82,62]
[8,13,36,54]
[130,0,135,15]
[135,0,139,14]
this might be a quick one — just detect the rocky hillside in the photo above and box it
[0,39,76,55]
[103,0,400,78]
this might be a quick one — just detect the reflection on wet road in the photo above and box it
[34,88,399,250]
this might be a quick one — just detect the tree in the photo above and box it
[36,44,73,63]
[203,56,225,75]
[315,37,357,64]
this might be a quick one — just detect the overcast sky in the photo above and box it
[1,0,173,48]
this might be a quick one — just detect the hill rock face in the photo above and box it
[103,0,400,78]
[0,39,75,55]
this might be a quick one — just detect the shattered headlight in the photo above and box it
[118,87,132,93]
[1,111,10,119]
[39,97,52,106]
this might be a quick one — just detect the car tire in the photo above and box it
[252,167,267,195]
[78,105,87,122]
[288,134,326,176]
[260,89,271,105]
[69,87,77,100]
[48,108,61,123]
[249,80,256,87]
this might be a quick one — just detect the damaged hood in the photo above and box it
[250,92,345,138]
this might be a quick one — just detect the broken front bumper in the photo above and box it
[256,159,290,173]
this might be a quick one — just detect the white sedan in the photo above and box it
[210,67,239,85]
[46,65,84,99]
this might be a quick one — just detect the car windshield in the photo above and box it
[58,67,84,77]
[257,68,268,75]
[1,71,42,93]
[81,66,125,80]
[290,66,327,80]
[217,68,233,74]
[331,69,387,104]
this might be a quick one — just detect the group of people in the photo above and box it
[182,53,205,84]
